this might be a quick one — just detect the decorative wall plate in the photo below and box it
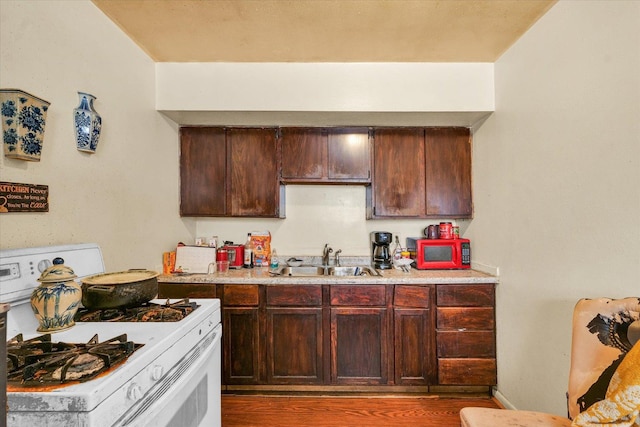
[0,89,50,161]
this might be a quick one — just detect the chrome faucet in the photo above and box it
[322,244,333,266]
[334,249,342,267]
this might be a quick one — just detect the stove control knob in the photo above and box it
[151,365,165,381]
[127,383,143,401]
[37,259,52,273]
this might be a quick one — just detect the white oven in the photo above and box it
[1,244,222,427]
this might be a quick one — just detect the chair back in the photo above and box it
[568,297,640,419]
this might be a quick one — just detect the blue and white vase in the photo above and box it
[0,89,50,161]
[74,92,101,153]
[30,257,81,333]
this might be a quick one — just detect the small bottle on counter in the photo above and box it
[269,248,279,271]
[243,233,254,268]
[392,235,403,269]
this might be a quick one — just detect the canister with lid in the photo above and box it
[438,222,453,239]
[30,257,81,332]
[216,248,228,262]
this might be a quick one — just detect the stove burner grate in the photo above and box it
[6,333,143,389]
[74,298,198,323]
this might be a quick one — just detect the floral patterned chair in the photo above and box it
[460,297,640,427]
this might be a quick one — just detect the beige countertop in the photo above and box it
[158,267,497,285]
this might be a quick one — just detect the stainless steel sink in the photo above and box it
[328,266,381,276]
[275,266,326,276]
[273,265,380,277]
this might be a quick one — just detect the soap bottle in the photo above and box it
[243,233,254,268]
[269,248,279,271]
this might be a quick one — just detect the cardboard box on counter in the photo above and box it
[251,231,271,267]
[163,251,176,274]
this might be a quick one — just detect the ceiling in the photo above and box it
[92,0,556,63]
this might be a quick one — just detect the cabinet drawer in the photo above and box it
[436,307,495,330]
[436,331,495,358]
[394,285,430,308]
[438,358,497,385]
[266,285,322,306]
[223,284,259,306]
[436,284,494,307]
[158,283,217,299]
[330,285,386,306]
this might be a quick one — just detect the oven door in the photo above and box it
[117,324,222,427]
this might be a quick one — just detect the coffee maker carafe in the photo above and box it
[371,232,392,270]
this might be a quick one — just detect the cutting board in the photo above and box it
[174,246,216,273]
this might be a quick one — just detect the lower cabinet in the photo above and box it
[393,285,435,385]
[435,284,497,386]
[224,307,260,384]
[221,285,261,385]
[330,285,389,385]
[265,285,324,384]
[331,307,389,384]
[159,281,496,391]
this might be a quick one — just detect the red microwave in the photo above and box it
[406,238,471,270]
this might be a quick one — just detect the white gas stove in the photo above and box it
[0,244,222,427]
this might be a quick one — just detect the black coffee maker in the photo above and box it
[371,232,392,270]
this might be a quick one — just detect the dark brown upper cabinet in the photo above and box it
[180,127,227,216]
[180,126,471,219]
[280,127,371,184]
[369,127,472,219]
[425,127,472,217]
[370,128,426,217]
[180,127,283,218]
[227,128,281,217]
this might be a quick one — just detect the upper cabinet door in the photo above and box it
[425,128,472,217]
[372,128,426,217]
[281,128,327,180]
[327,128,371,181]
[180,127,226,216]
[227,128,280,217]
[280,127,371,184]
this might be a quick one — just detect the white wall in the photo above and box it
[469,0,640,415]
[0,1,192,271]
[195,185,472,257]
[156,62,494,127]
[156,62,494,112]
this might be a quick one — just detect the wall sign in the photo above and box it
[0,181,49,213]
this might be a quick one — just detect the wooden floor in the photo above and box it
[221,395,502,427]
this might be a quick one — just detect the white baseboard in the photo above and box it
[493,388,517,409]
